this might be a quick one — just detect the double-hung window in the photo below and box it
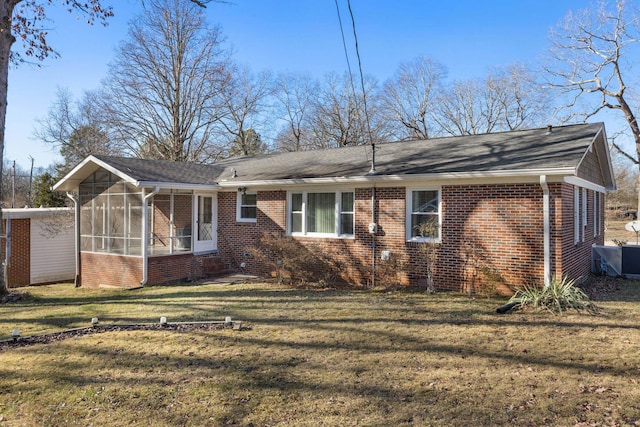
[236,192,257,222]
[289,190,354,237]
[406,188,441,242]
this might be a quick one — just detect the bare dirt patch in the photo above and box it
[0,322,236,351]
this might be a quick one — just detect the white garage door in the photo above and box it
[30,216,75,284]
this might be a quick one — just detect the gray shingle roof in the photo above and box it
[219,123,603,181]
[59,122,607,191]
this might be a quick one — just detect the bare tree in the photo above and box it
[306,72,384,149]
[607,151,639,218]
[433,64,547,136]
[273,72,318,152]
[433,79,489,136]
[486,64,549,131]
[217,64,273,157]
[35,87,121,174]
[545,0,640,215]
[378,56,447,141]
[0,0,113,295]
[100,0,230,163]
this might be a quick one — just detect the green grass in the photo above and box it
[1,279,640,426]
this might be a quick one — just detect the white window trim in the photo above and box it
[574,186,580,244]
[405,187,442,243]
[287,190,355,238]
[582,187,588,241]
[594,191,601,237]
[236,192,257,223]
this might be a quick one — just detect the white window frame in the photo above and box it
[582,187,588,241]
[287,190,355,238]
[574,186,581,244]
[406,187,442,243]
[236,191,257,223]
[594,190,601,237]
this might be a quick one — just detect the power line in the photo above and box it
[333,0,358,101]
[334,0,376,173]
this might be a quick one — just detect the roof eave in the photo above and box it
[135,181,220,191]
[217,167,579,188]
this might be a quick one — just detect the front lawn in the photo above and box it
[1,280,639,426]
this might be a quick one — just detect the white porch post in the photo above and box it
[141,187,160,285]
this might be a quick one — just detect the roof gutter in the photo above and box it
[141,186,160,286]
[135,181,220,191]
[218,167,578,189]
[540,175,551,288]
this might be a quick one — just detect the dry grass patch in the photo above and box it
[1,280,640,426]
[606,219,639,244]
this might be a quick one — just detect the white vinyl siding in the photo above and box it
[30,217,75,284]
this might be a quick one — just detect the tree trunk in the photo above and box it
[637,178,640,222]
[0,1,18,295]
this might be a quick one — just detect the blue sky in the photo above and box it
[5,0,591,170]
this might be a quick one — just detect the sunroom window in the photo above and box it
[289,190,354,237]
[407,188,441,242]
[79,170,144,255]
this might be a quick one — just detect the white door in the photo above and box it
[193,194,217,253]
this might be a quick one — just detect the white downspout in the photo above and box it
[141,186,160,286]
[540,176,551,288]
[371,186,376,288]
[66,192,81,287]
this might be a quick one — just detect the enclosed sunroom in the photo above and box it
[55,156,223,287]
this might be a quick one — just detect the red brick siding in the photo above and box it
[554,183,604,283]
[78,182,605,291]
[217,191,262,271]
[436,184,545,293]
[218,183,604,294]
[173,195,192,230]
[80,252,143,288]
[152,195,172,249]
[147,252,219,285]
[2,218,30,288]
[80,251,220,287]
[151,194,192,250]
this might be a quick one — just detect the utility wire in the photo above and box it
[335,0,375,173]
[333,0,358,108]
[346,0,374,151]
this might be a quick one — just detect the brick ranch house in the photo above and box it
[53,122,615,294]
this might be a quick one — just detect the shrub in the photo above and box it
[248,231,343,287]
[508,276,600,315]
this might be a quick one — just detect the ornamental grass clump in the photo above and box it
[509,276,599,315]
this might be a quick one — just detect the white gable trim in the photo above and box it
[564,176,607,193]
